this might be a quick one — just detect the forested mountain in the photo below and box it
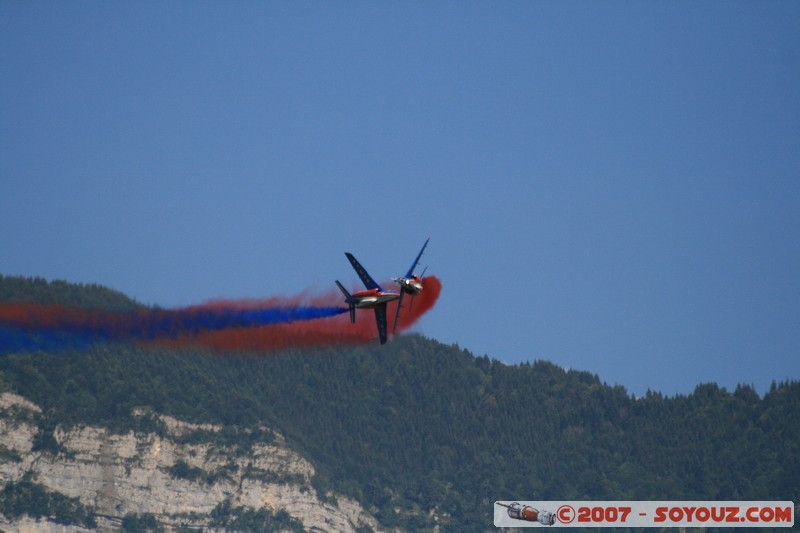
[1,275,798,531]
[0,274,142,311]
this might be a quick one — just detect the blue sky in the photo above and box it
[2,2,798,396]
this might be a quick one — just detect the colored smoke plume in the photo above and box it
[176,276,442,351]
[0,276,442,352]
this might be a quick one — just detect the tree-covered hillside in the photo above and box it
[0,274,142,311]
[1,275,798,531]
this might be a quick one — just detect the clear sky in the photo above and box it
[2,2,798,397]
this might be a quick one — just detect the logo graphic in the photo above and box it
[494,501,794,528]
[495,502,556,526]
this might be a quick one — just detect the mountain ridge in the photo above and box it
[1,274,798,531]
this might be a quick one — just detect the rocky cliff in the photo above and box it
[0,392,383,532]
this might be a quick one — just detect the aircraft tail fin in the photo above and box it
[335,280,356,323]
[404,237,430,278]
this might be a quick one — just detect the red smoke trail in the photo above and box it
[0,299,346,340]
[158,276,442,352]
[0,276,442,353]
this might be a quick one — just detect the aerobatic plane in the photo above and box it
[335,252,400,345]
[391,237,429,333]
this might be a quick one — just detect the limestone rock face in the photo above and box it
[0,393,383,532]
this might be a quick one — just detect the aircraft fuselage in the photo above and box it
[396,276,423,295]
[351,289,400,309]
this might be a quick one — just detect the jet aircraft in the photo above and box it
[335,252,400,345]
[391,237,430,334]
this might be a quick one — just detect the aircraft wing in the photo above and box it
[392,290,405,334]
[404,237,430,278]
[374,304,388,344]
[345,252,383,291]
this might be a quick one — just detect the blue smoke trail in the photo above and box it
[134,306,349,339]
[0,327,94,353]
[0,302,349,352]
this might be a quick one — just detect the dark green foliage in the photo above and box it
[167,460,207,484]
[210,499,306,532]
[0,445,21,463]
[0,476,96,528]
[2,275,799,531]
[165,458,236,487]
[121,512,163,532]
[30,415,70,456]
[0,274,142,311]
[173,425,275,450]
